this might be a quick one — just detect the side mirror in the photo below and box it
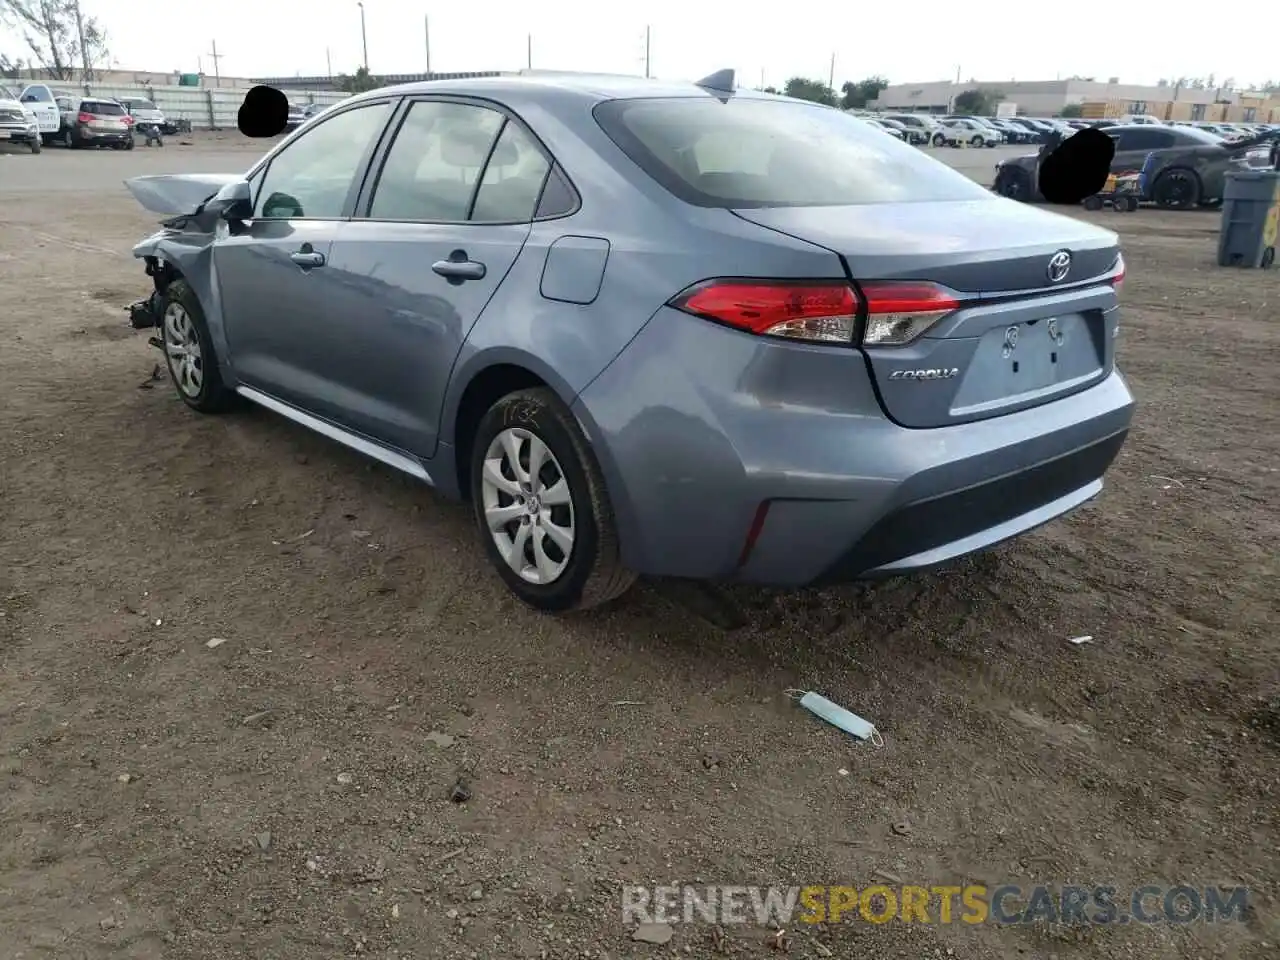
[209,179,254,222]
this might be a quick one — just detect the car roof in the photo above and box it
[345,72,782,108]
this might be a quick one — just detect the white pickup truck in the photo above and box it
[18,83,63,143]
[0,84,41,153]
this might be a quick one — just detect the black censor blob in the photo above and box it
[238,85,288,138]
[1037,128,1115,205]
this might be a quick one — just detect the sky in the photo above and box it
[2,0,1275,90]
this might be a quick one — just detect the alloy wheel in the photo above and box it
[480,427,575,585]
[162,302,204,398]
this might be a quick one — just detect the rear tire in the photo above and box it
[470,387,636,613]
[932,132,945,147]
[1084,195,1104,211]
[1152,169,1201,210]
[29,136,40,154]
[159,279,237,414]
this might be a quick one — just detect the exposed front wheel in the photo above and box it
[160,279,237,414]
[470,388,636,612]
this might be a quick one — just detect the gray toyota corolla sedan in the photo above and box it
[124,70,1135,612]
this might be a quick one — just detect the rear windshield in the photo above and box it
[593,97,991,208]
[22,85,53,102]
[84,100,125,116]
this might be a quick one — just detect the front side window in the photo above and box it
[595,97,992,208]
[254,101,392,219]
[368,100,504,221]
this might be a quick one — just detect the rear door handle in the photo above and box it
[432,253,486,282]
[290,250,326,268]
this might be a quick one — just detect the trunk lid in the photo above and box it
[734,199,1122,428]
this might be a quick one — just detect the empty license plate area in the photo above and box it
[950,312,1104,417]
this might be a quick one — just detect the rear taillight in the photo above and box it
[1108,253,1125,291]
[860,281,960,346]
[76,112,93,123]
[122,115,134,125]
[669,280,859,344]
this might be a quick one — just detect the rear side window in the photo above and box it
[594,98,990,208]
[368,100,505,221]
[470,121,552,223]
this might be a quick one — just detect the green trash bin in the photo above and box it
[1217,169,1280,269]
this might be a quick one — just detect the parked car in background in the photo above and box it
[285,102,307,132]
[987,118,1032,143]
[18,82,61,143]
[994,122,1264,208]
[122,74,1134,612]
[871,116,909,140]
[940,117,1000,147]
[301,102,329,119]
[117,96,169,133]
[946,115,1005,144]
[54,96,134,149]
[882,112,945,146]
[0,84,42,153]
[1006,117,1052,142]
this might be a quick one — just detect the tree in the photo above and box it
[839,76,889,111]
[0,0,109,80]
[336,65,379,94]
[1058,103,1083,118]
[783,76,835,106]
[953,87,1004,115]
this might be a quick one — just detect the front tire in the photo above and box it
[470,388,636,612]
[160,279,237,413]
[932,132,945,147]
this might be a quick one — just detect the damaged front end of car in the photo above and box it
[123,174,253,339]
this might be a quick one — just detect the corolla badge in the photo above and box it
[1047,249,1072,283]
[889,367,960,381]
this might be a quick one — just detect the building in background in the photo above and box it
[870,78,1271,117]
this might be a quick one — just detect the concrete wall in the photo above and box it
[63,83,351,130]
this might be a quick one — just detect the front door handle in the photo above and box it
[432,251,486,282]
[290,250,326,268]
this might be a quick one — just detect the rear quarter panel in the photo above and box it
[439,89,848,440]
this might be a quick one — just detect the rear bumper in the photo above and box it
[573,305,1136,586]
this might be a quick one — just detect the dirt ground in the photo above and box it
[1,153,1277,960]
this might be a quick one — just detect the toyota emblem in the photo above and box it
[1047,250,1072,283]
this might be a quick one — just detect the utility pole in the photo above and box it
[207,40,224,86]
[828,52,835,92]
[424,15,431,76]
[72,0,90,82]
[326,47,332,79]
[644,25,650,79]
[357,2,368,70]
[527,34,532,70]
